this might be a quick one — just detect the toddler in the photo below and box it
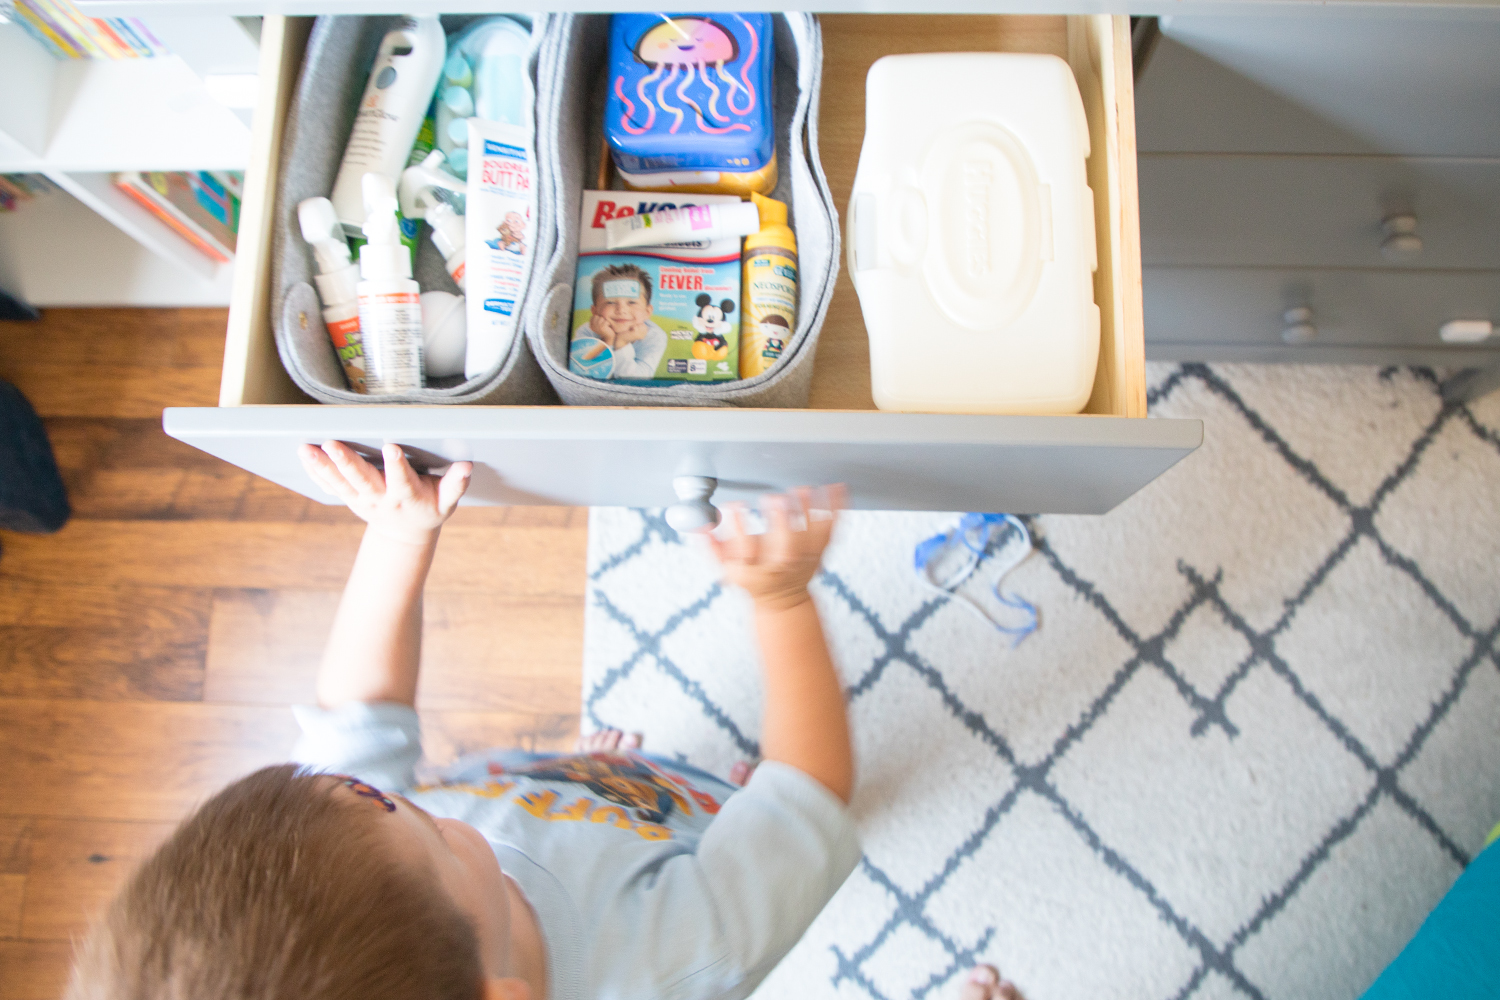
[64,441,860,1000]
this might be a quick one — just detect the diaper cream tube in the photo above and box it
[605,201,760,250]
[464,117,536,378]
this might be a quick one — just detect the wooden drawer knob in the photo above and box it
[1439,319,1495,343]
[666,476,721,534]
[1282,306,1317,344]
[1381,214,1423,261]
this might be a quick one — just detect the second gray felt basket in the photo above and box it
[525,13,840,408]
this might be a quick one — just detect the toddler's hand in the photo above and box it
[591,315,618,346]
[709,485,845,612]
[299,441,472,545]
[615,321,649,347]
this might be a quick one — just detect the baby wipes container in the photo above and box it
[848,53,1100,414]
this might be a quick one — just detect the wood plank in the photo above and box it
[0,521,588,596]
[420,593,584,711]
[47,418,255,522]
[202,588,337,706]
[809,15,1070,411]
[44,417,367,523]
[0,581,209,701]
[0,581,211,701]
[0,308,228,370]
[1071,15,1144,420]
[3,365,220,419]
[0,819,30,876]
[221,15,315,408]
[0,625,204,702]
[42,417,593,524]
[20,820,175,943]
[204,589,584,712]
[467,506,587,529]
[1110,15,1146,419]
[0,876,21,940]
[47,417,292,522]
[0,700,299,823]
[0,700,581,823]
[0,581,206,632]
[421,709,579,764]
[0,940,72,1000]
[0,820,26,937]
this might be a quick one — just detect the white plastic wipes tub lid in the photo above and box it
[848,53,1101,415]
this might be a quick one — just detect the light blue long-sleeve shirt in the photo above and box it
[292,703,861,1000]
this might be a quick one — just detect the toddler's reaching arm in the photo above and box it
[711,485,853,802]
[297,441,471,709]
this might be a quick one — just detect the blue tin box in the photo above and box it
[604,13,775,175]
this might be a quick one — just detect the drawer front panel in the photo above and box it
[1137,16,1500,157]
[163,408,1201,516]
[1144,266,1500,353]
[1140,156,1500,270]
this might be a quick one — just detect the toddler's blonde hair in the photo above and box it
[65,764,482,1000]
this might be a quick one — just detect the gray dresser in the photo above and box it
[1135,14,1500,375]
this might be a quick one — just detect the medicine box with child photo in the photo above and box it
[569,191,741,384]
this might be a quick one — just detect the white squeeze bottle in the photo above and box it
[297,196,369,393]
[330,16,446,234]
[426,201,467,290]
[356,173,425,394]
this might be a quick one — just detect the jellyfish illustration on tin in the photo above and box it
[613,15,760,136]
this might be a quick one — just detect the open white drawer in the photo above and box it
[164,14,1201,514]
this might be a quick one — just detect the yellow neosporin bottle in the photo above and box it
[740,192,799,378]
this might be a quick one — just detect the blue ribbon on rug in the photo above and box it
[913,513,1038,646]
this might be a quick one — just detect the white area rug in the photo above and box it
[581,364,1500,1000]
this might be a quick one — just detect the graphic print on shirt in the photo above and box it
[496,751,717,824]
[414,751,724,839]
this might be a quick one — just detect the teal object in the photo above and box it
[443,51,473,89]
[570,337,615,379]
[1360,839,1500,999]
[445,148,467,179]
[452,16,530,127]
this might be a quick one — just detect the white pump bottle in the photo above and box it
[330,16,446,234]
[355,173,425,394]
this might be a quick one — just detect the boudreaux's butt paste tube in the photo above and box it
[464,117,536,379]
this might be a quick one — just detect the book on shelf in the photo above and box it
[12,0,169,60]
[113,171,242,263]
[0,173,58,213]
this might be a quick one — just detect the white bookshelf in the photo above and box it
[0,179,236,305]
[0,14,256,306]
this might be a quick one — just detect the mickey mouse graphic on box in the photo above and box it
[691,294,734,362]
[569,191,741,384]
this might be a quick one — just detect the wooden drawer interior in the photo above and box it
[222,14,1143,418]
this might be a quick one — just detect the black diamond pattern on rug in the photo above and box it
[581,364,1500,1000]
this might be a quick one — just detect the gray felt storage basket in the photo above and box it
[270,14,558,405]
[526,13,839,408]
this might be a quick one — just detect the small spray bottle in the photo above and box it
[426,202,467,291]
[356,173,425,394]
[399,150,468,290]
[297,197,368,393]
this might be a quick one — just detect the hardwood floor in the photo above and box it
[0,308,588,999]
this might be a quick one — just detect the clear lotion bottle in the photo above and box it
[356,173,425,394]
